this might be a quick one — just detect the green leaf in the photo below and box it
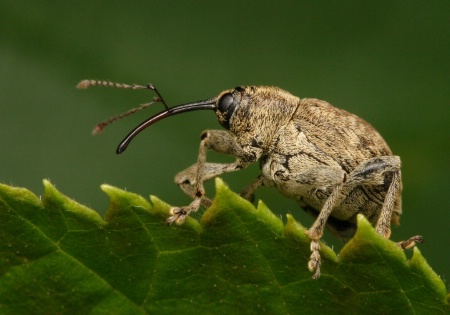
[0,179,448,315]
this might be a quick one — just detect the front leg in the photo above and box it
[168,130,261,225]
[174,162,237,208]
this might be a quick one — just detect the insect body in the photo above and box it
[78,80,422,278]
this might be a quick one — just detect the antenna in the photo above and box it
[77,80,169,134]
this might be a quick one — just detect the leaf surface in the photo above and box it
[0,179,448,314]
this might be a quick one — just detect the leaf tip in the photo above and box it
[212,177,253,209]
[284,214,308,240]
[100,184,151,215]
[214,177,228,194]
[356,213,371,229]
[410,246,449,299]
[42,178,104,226]
[42,178,66,205]
[42,178,56,194]
[353,213,390,244]
[99,183,114,193]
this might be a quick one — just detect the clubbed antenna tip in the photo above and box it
[91,99,163,136]
[76,79,155,91]
[77,80,92,89]
[92,124,105,135]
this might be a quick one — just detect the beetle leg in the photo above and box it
[174,162,226,208]
[397,235,424,249]
[306,155,402,278]
[240,175,274,202]
[308,240,321,279]
[375,169,401,238]
[168,130,260,225]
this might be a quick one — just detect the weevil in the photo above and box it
[77,79,423,278]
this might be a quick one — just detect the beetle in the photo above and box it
[78,79,422,278]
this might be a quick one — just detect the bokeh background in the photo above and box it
[1,1,449,285]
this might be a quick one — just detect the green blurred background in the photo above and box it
[1,1,449,285]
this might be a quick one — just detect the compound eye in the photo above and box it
[218,93,235,114]
[216,93,237,129]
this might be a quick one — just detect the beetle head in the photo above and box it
[116,86,251,153]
